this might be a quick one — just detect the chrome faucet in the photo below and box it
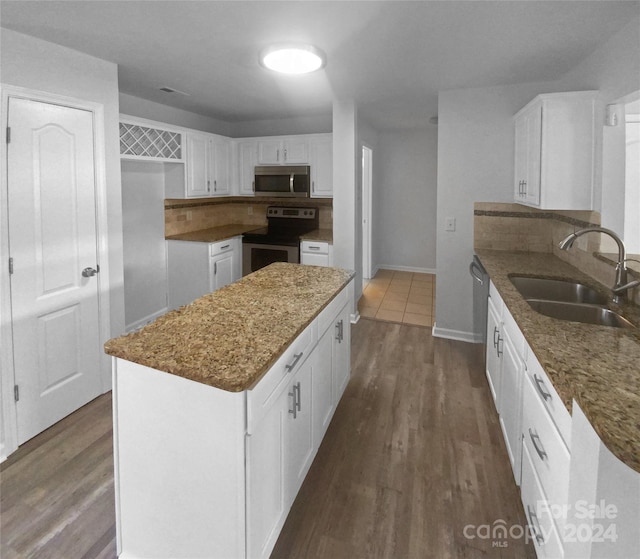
[559,227,640,303]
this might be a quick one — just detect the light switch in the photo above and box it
[445,217,456,232]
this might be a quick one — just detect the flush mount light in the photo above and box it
[260,44,326,75]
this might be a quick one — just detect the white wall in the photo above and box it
[554,15,640,237]
[121,161,169,331]
[434,81,556,340]
[0,29,124,459]
[433,14,640,341]
[120,93,233,136]
[0,29,125,344]
[376,128,437,273]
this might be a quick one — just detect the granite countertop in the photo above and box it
[476,249,640,473]
[105,263,354,392]
[300,228,333,243]
[165,224,258,242]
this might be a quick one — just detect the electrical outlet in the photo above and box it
[248,206,253,215]
[186,210,192,221]
[445,217,456,232]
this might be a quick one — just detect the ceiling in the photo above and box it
[1,1,638,130]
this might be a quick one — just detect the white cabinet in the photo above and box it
[332,303,351,403]
[500,324,525,483]
[185,131,211,197]
[237,140,258,195]
[513,91,598,210]
[211,136,231,195]
[167,237,241,309]
[301,240,333,267]
[113,279,353,559]
[258,136,309,165]
[485,287,503,410]
[178,132,231,198]
[309,134,333,197]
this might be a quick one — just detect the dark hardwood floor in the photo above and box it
[0,319,534,559]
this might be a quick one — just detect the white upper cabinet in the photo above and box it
[258,136,309,165]
[309,134,333,197]
[211,136,231,195]
[513,91,598,210]
[166,131,231,198]
[236,140,258,196]
[185,132,211,198]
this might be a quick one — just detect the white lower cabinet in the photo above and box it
[300,240,333,267]
[167,237,241,309]
[113,281,353,559]
[484,277,640,559]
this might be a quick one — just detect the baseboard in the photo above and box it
[376,264,437,275]
[126,307,168,333]
[350,311,361,324]
[431,322,482,344]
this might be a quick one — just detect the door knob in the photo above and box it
[82,267,98,278]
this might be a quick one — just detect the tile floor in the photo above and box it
[358,269,436,327]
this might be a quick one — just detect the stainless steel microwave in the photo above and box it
[254,165,310,197]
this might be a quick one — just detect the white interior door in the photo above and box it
[7,97,102,444]
[361,145,373,281]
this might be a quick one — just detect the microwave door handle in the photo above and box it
[290,173,295,194]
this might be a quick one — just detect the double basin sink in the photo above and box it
[510,276,635,329]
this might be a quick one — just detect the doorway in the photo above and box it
[5,96,104,445]
[362,145,373,281]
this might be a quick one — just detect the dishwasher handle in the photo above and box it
[469,260,485,285]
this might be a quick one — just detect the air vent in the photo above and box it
[159,86,190,96]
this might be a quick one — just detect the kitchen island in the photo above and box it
[105,263,354,559]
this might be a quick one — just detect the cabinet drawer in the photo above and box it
[210,238,236,256]
[301,240,329,255]
[317,285,348,334]
[247,319,317,434]
[521,443,565,559]
[526,349,572,448]
[522,373,570,521]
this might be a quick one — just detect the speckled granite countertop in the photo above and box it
[476,250,640,473]
[300,228,333,243]
[105,263,354,392]
[165,224,257,242]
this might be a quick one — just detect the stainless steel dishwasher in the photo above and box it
[470,255,489,344]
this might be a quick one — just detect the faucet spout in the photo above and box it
[558,227,629,302]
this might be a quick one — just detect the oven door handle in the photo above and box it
[290,173,295,194]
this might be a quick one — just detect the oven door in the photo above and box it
[242,242,299,276]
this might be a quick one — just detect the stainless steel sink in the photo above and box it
[510,276,608,305]
[526,299,635,329]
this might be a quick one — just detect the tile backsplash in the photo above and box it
[474,202,639,305]
[165,197,333,237]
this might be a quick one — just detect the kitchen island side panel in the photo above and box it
[112,359,246,559]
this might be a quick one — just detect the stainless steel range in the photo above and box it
[242,206,319,276]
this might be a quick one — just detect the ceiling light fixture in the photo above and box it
[260,44,326,75]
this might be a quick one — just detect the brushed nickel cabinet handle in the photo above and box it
[533,374,552,401]
[527,505,544,544]
[529,428,548,461]
[285,352,303,372]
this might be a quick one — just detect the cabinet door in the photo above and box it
[210,252,234,291]
[238,141,257,195]
[524,105,542,206]
[186,132,211,197]
[485,296,502,411]
[332,304,351,405]
[211,138,230,195]
[286,360,315,504]
[499,328,524,485]
[246,387,288,559]
[310,135,333,197]
[312,329,334,445]
[514,114,528,201]
[258,139,282,164]
[282,138,308,164]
